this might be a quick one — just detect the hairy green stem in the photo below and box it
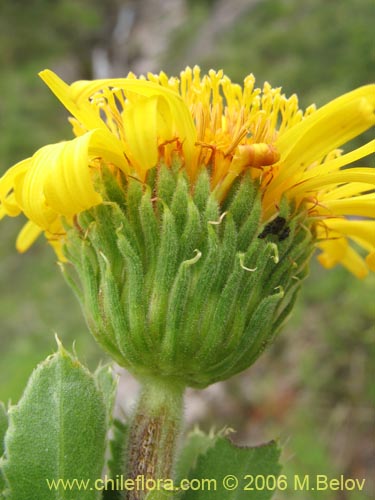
[126,378,185,500]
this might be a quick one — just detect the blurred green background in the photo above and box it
[0,1,374,498]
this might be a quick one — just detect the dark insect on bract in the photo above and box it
[258,216,290,241]
[278,226,290,241]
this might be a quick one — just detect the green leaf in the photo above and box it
[0,403,7,456]
[175,428,227,483]
[2,341,107,500]
[0,402,8,496]
[145,490,174,500]
[107,419,128,479]
[94,364,117,422]
[103,419,128,500]
[0,472,5,496]
[180,437,281,500]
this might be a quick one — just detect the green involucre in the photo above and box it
[63,165,314,388]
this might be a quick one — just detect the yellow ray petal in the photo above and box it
[350,236,374,255]
[366,251,375,271]
[122,95,159,173]
[43,132,104,216]
[290,168,375,197]
[297,140,375,183]
[317,237,348,267]
[322,182,375,200]
[15,149,57,229]
[39,70,107,132]
[323,219,375,246]
[339,246,369,278]
[317,238,368,278]
[16,221,42,252]
[277,85,375,174]
[0,158,30,199]
[70,76,184,103]
[70,76,198,170]
[320,194,375,218]
[318,140,375,171]
[0,192,21,217]
[0,160,30,217]
[88,131,130,174]
[47,238,67,262]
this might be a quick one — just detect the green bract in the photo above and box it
[62,164,314,388]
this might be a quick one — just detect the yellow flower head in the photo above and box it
[0,67,374,277]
